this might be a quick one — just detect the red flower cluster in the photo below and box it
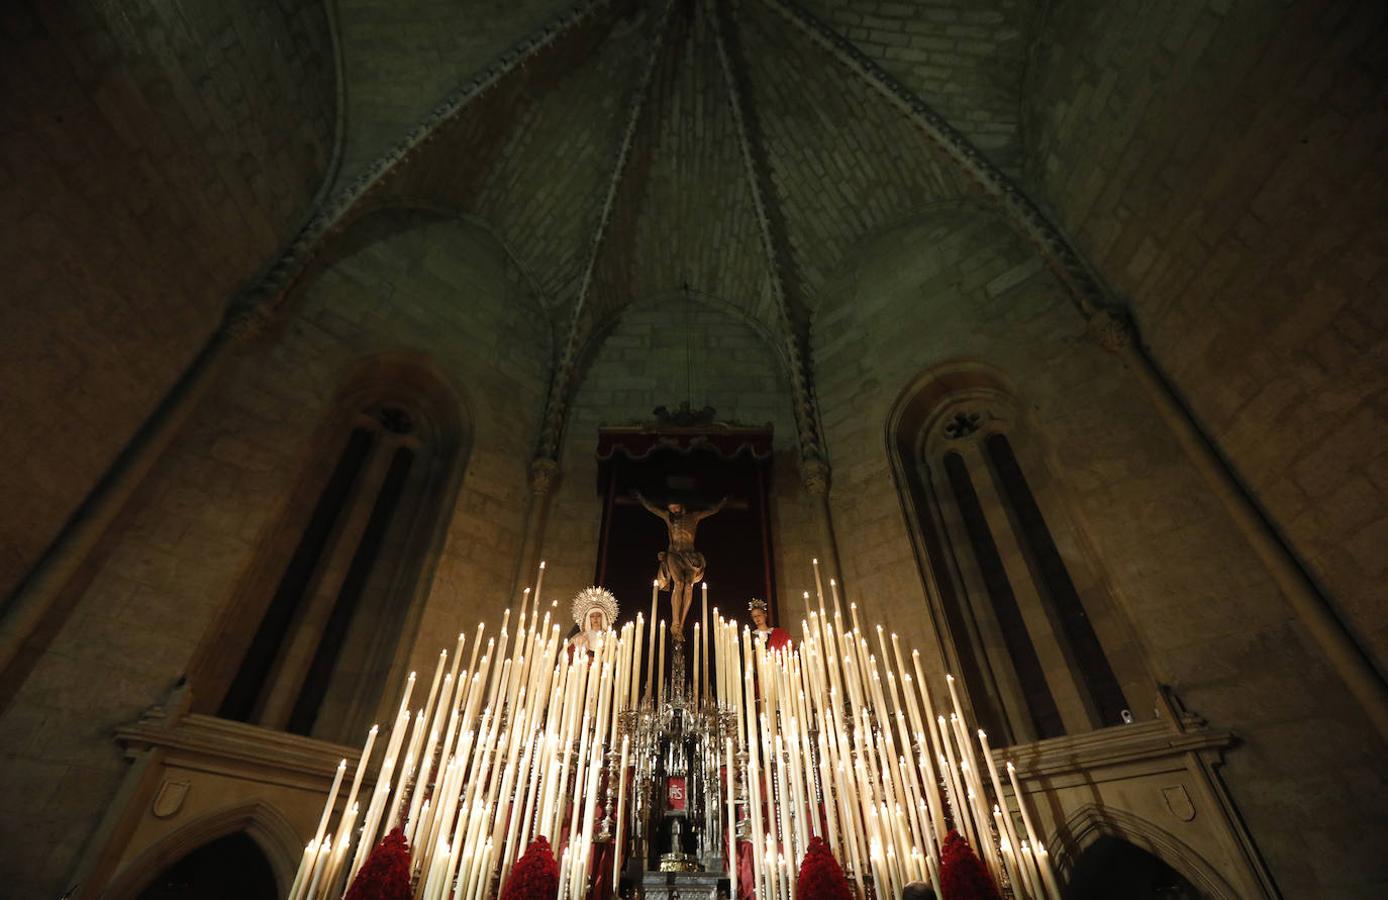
[796,836,855,900]
[500,836,560,900]
[343,827,412,900]
[939,829,1001,900]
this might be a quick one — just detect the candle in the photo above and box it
[1034,844,1062,900]
[323,803,359,899]
[993,804,1027,899]
[694,622,702,706]
[340,722,377,833]
[657,619,666,707]
[702,581,710,700]
[311,759,346,852]
[1007,761,1061,899]
[631,613,644,709]
[287,839,317,900]
[726,736,738,898]
[533,557,546,612]
[1018,841,1045,900]
[646,580,659,701]
[302,833,331,900]
[979,731,1021,878]
[394,670,417,726]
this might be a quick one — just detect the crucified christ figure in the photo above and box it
[633,491,728,641]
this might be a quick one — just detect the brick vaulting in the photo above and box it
[2,1,1387,898]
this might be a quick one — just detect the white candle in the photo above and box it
[394,670,417,726]
[340,724,377,841]
[657,619,666,707]
[1018,841,1045,900]
[312,759,346,850]
[993,804,1027,899]
[1034,843,1062,900]
[631,614,644,709]
[1007,761,1061,899]
[534,559,547,620]
[979,731,1022,878]
[646,580,659,701]
[303,833,331,900]
[701,581,710,701]
[693,622,702,706]
[287,839,317,900]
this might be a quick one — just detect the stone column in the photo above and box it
[1089,308,1388,743]
[512,457,560,601]
[0,298,274,690]
[800,457,845,593]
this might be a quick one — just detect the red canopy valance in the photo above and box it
[595,427,774,462]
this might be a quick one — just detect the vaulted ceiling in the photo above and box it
[331,0,1032,355]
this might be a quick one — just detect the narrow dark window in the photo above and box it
[986,434,1128,726]
[905,469,1007,741]
[944,451,1064,739]
[219,428,375,723]
[289,446,415,735]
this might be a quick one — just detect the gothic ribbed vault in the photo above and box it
[334,0,1017,358]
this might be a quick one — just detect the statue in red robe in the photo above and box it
[749,598,791,651]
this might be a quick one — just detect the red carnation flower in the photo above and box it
[939,829,1001,900]
[796,836,855,900]
[500,836,560,900]
[343,827,412,900]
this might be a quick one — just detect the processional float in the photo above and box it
[286,554,1062,900]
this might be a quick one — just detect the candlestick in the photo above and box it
[613,734,630,894]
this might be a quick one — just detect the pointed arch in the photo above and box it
[100,800,300,900]
[885,360,1150,745]
[1050,804,1241,900]
[188,350,473,743]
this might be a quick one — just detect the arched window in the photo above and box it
[891,366,1146,745]
[195,358,466,744]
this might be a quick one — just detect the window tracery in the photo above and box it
[893,371,1144,746]
[201,364,466,744]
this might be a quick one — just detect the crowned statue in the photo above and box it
[568,586,619,659]
[748,597,791,651]
[634,491,728,641]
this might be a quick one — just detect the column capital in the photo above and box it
[1086,307,1137,353]
[221,294,278,345]
[528,457,560,496]
[800,456,831,496]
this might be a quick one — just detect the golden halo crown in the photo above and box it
[748,598,768,612]
[571,586,619,629]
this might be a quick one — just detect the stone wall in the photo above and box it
[1024,0,1388,670]
[811,203,1387,898]
[0,216,550,898]
[799,0,1033,169]
[0,0,338,601]
[335,0,573,185]
[543,299,821,635]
